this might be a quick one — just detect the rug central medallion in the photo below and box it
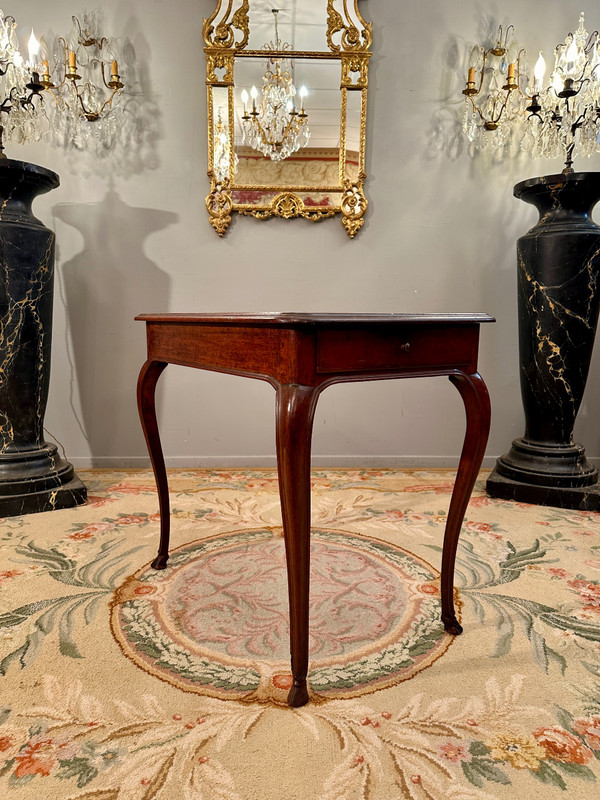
[111,529,455,704]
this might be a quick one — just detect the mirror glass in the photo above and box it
[205,0,371,238]
[232,57,342,205]
[247,0,328,52]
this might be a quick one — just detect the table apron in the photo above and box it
[145,323,481,383]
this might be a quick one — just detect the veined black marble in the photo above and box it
[0,159,86,516]
[487,172,600,510]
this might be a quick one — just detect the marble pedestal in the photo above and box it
[0,160,86,516]
[487,172,600,510]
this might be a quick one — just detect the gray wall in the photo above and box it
[14,0,600,468]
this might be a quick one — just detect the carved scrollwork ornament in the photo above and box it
[203,0,249,50]
[206,51,235,85]
[341,174,367,238]
[326,0,372,53]
[341,54,369,88]
[239,192,338,222]
[204,0,371,238]
[206,172,233,237]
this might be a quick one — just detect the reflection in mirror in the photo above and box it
[247,0,329,52]
[204,0,371,238]
[344,89,361,183]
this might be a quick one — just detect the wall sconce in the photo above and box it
[0,12,126,156]
[462,25,527,150]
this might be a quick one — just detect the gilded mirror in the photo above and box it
[204,0,371,238]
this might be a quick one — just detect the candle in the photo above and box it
[28,29,40,68]
[42,59,49,74]
[250,85,258,112]
[299,85,307,113]
[111,60,118,77]
[534,52,546,93]
[507,62,515,80]
[467,67,476,84]
[68,50,76,69]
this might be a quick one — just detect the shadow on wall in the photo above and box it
[53,191,176,462]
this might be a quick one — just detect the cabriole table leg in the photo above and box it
[137,359,171,570]
[441,372,491,634]
[275,383,321,708]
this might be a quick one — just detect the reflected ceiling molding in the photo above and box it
[203,0,371,239]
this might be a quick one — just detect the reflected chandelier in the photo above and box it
[240,9,310,162]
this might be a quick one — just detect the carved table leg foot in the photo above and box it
[287,679,309,708]
[275,383,320,708]
[137,360,171,568]
[443,372,491,631]
[441,614,463,636]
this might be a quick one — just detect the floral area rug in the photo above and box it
[0,468,599,800]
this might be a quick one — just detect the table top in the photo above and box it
[136,312,495,326]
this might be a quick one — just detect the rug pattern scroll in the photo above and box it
[0,468,599,799]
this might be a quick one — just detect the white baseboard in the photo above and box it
[69,455,516,470]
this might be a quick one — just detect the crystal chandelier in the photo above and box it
[461,13,600,172]
[240,9,310,162]
[0,10,128,157]
[461,24,527,153]
[522,13,600,172]
[40,14,125,152]
[0,11,48,155]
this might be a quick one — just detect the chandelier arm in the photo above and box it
[571,107,587,135]
[99,61,113,90]
[75,87,119,120]
[475,50,488,95]
[490,93,510,124]
[48,39,71,91]
[473,87,511,127]
[20,90,43,111]
[584,30,599,53]
[42,87,61,108]
[515,49,528,97]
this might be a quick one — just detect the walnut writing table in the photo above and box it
[136,313,493,707]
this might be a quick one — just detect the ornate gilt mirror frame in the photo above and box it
[204,0,372,238]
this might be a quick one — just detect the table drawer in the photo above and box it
[315,326,477,374]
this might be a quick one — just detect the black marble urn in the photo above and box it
[0,159,86,516]
[487,172,600,510]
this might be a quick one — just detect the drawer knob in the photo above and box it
[399,342,411,352]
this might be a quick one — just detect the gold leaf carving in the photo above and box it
[230,0,250,49]
[341,54,369,88]
[206,172,233,236]
[326,0,345,52]
[341,174,367,238]
[327,0,372,53]
[203,0,249,51]
[206,52,235,85]
[239,192,337,222]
